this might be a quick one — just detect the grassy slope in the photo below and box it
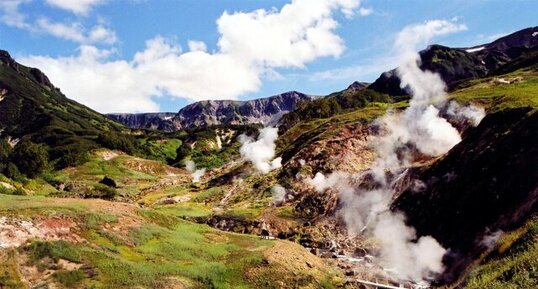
[0,195,341,289]
[461,215,538,289]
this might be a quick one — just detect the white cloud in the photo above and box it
[0,0,116,45]
[187,40,207,52]
[19,0,365,112]
[35,18,117,44]
[45,0,107,15]
[358,7,373,16]
[0,0,31,29]
[217,0,362,67]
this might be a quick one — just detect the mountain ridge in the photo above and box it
[369,26,538,96]
[107,91,314,131]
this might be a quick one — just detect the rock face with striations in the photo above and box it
[108,91,313,131]
[369,26,538,96]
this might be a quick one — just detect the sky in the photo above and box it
[0,0,536,113]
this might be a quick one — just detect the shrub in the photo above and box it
[88,184,118,199]
[52,270,85,287]
[4,163,24,182]
[11,187,26,196]
[11,140,49,178]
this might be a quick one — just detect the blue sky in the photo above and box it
[0,0,536,113]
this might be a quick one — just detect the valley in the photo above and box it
[0,24,537,289]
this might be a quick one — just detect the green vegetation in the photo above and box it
[174,124,259,169]
[280,88,392,132]
[464,216,538,289]
[451,68,538,112]
[0,250,26,289]
[0,194,339,289]
[53,269,86,287]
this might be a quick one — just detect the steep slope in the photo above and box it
[0,50,126,169]
[108,91,314,131]
[369,26,538,96]
[392,72,538,283]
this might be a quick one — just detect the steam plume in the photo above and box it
[308,20,487,281]
[271,184,287,206]
[185,160,206,183]
[239,127,282,173]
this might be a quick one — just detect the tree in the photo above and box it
[11,141,49,178]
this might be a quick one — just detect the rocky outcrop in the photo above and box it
[107,91,313,131]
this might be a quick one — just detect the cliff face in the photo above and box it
[107,91,313,131]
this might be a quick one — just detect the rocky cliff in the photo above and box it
[107,91,313,131]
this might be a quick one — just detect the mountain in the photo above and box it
[105,112,176,131]
[107,91,314,131]
[0,50,127,170]
[369,26,538,96]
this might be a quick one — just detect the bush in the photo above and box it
[11,140,49,178]
[11,187,26,196]
[0,185,12,195]
[88,184,118,199]
[52,270,85,287]
[4,162,24,182]
[97,132,137,155]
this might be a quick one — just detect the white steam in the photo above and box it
[271,184,287,206]
[374,212,446,279]
[239,127,282,174]
[307,20,487,281]
[446,101,486,127]
[480,229,503,248]
[185,160,206,183]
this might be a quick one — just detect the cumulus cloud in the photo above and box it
[185,160,206,183]
[187,40,207,52]
[239,127,282,174]
[45,0,107,15]
[17,0,365,112]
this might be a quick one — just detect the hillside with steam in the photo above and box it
[0,23,537,289]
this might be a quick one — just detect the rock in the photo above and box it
[99,176,117,188]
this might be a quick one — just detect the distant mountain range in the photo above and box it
[107,91,314,131]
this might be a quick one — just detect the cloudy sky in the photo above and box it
[0,0,536,113]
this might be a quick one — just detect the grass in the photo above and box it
[0,249,26,289]
[451,68,538,111]
[463,215,538,289]
[1,194,339,288]
[53,269,86,287]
